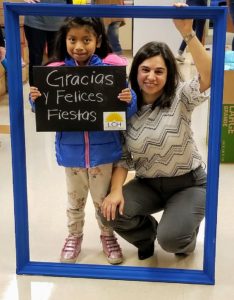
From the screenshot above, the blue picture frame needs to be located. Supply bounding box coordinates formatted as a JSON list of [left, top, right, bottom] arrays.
[[4, 3, 227, 284]]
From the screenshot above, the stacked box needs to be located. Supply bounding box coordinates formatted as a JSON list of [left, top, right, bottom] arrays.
[[0, 64, 6, 97], [0, 0, 25, 26], [221, 71, 234, 163]]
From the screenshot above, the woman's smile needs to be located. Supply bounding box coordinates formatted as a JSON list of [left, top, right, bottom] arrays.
[[137, 55, 167, 104]]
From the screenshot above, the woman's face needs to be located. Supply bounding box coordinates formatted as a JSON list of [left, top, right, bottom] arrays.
[[137, 55, 168, 104], [66, 25, 101, 66]]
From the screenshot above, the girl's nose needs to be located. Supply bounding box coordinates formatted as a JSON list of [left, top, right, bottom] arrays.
[[74, 41, 83, 50]]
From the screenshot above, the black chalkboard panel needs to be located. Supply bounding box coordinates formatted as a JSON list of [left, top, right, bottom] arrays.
[[33, 65, 127, 131]]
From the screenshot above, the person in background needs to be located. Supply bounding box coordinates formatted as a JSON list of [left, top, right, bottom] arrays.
[[30, 17, 137, 264], [176, 0, 208, 63], [100, 2, 211, 261], [24, 0, 67, 86], [94, 0, 125, 55], [0, 27, 6, 64]]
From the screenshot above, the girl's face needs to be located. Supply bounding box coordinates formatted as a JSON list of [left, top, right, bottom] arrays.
[[66, 25, 101, 65], [137, 55, 168, 104]]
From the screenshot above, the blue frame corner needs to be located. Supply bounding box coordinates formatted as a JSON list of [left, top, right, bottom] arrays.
[[4, 3, 227, 284]]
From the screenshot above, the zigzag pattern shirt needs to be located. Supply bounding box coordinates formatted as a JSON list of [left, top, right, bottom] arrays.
[[118, 76, 210, 178]]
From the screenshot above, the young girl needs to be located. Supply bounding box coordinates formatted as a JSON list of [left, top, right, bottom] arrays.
[[30, 17, 137, 264]]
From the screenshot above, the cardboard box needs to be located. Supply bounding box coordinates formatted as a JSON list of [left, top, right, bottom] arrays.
[[0, 125, 10, 134], [0, 75, 6, 96], [0, 63, 28, 99], [0, 64, 6, 96], [0, 1, 24, 26], [221, 71, 234, 163]]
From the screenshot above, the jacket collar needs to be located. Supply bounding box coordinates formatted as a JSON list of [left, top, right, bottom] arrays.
[[64, 54, 103, 66]]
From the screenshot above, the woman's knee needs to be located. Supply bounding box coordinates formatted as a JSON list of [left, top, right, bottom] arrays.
[[157, 229, 179, 253], [157, 227, 196, 253]]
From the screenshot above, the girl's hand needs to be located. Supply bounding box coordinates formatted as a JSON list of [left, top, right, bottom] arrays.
[[0, 47, 6, 62], [30, 86, 41, 101], [118, 88, 132, 104], [101, 189, 125, 221], [173, 2, 193, 36]]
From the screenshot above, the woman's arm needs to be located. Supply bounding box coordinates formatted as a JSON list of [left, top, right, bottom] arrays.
[[173, 3, 212, 92], [101, 166, 128, 221], [185, 33, 211, 92]]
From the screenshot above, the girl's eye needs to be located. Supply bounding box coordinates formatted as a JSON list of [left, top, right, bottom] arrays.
[[84, 38, 91, 44], [68, 37, 75, 43]]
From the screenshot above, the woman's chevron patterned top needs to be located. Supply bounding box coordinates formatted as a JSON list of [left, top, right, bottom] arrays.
[[118, 76, 210, 178]]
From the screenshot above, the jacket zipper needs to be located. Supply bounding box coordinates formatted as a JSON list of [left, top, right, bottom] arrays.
[[76, 59, 91, 168], [84, 131, 90, 168]]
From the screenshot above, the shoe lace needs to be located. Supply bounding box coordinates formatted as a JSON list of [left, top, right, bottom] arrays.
[[102, 235, 122, 254], [63, 235, 80, 253]]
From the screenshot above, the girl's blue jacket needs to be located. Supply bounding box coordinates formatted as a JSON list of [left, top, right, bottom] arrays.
[[54, 55, 137, 168]]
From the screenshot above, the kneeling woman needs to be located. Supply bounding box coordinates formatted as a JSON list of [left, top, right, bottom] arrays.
[[100, 2, 211, 260]]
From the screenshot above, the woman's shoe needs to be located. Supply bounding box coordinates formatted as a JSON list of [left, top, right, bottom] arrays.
[[138, 242, 155, 260]]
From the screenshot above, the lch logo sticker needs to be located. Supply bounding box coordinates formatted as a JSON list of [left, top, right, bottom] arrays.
[[103, 112, 126, 131]]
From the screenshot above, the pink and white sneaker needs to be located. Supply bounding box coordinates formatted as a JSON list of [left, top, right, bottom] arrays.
[[60, 234, 83, 263], [100, 234, 123, 265]]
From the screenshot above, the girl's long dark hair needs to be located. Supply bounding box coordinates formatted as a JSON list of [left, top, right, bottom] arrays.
[[50, 17, 112, 62], [129, 41, 181, 110]]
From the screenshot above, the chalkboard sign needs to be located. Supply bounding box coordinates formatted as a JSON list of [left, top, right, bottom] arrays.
[[33, 65, 127, 131]]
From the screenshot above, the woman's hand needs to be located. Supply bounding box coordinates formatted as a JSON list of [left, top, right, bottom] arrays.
[[118, 88, 132, 104], [173, 2, 193, 36], [30, 86, 41, 101], [101, 189, 125, 221], [173, 2, 211, 92]]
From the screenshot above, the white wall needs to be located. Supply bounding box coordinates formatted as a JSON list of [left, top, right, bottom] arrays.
[[119, 18, 132, 50], [133, 0, 183, 55]]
